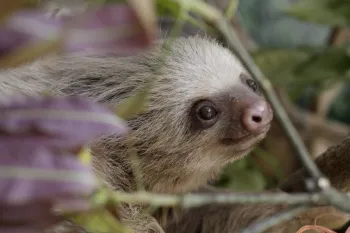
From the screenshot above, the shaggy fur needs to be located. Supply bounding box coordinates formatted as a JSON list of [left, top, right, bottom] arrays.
[[0, 36, 349, 233]]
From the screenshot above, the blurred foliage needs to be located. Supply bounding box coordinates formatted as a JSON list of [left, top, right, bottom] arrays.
[[252, 47, 350, 101], [70, 207, 132, 233], [285, 0, 350, 26], [328, 85, 350, 124], [237, 0, 331, 49], [0, 1, 39, 22], [217, 156, 267, 192], [217, 148, 285, 192], [242, 0, 350, 110], [2, 0, 350, 232]]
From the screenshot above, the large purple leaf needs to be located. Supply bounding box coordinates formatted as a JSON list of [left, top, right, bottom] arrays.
[[0, 2, 156, 61], [0, 200, 64, 233], [0, 200, 61, 225], [0, 143, 96, 204], [0, 95, 128, 149], [0, 95, 127, 232], [62, 4, 154, 55]]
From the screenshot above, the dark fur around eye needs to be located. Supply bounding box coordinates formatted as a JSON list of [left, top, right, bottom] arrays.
[[190, 100, 220, 130]]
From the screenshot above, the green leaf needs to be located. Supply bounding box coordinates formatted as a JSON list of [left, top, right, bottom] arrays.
[[157, 0, 222, 22], [251, 47, 350, 89], [156, 0, 180, 16], [285, 0, 350, 26], [226, 169, 267, 192], [252, 48, 310, 84], [91, 189, 109, 206], [223, 157, 248, 175], [253, 148, 285, 183], [78, 147, 92, 166], [69, 208, 132, 233], [292, 48, 350, 82]]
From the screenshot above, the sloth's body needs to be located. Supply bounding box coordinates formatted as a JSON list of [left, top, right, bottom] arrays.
[[1, 36, 349, 233]]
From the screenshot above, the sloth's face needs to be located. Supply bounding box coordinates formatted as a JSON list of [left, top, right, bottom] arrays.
[[188, 73, 273, 157]]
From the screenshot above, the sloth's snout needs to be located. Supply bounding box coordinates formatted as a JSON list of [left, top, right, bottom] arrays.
[[241, 99, 272, 133]]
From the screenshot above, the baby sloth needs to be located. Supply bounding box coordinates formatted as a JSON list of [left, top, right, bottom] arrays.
[[0, 36, 272, 195], [0, 35, 271, 230], [0, 36, 349, 233]]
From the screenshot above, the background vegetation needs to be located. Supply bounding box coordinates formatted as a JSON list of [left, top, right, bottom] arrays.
[[1, 0, 350, 232]]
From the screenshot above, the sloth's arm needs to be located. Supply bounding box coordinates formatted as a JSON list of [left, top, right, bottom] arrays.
[[281, 137, 350, 194], [162, 137, 350, 233]]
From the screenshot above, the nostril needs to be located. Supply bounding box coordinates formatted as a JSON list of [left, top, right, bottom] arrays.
[[252, 115, 262, 123]]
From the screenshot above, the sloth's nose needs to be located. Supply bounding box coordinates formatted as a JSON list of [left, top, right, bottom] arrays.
[[241, 99, 272, 133]]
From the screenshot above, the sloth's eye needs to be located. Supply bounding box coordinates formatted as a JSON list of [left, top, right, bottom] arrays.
[[198, 105, 217, 120], [246, 79, 258, 92], [191, 100, 219, 130]]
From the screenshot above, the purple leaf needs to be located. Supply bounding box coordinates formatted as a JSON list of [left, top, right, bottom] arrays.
[[0, 95, 125, 214], [0, 95, 128, 149], [0, 144, 96, 204], [63, 4, 153, 55], [0, 201, 60, 225], [0, 28, 32, 57], [0, 201, 62, 233], [0, 3, 156, 58], [0, 95, 124, 231]]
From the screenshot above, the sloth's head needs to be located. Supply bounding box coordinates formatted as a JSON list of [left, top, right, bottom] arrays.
[[79, 36, 273, 192], [114, 36, 274, 191]]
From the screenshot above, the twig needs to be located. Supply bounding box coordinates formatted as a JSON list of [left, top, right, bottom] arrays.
[[110, 191, 325, 208], [323, 188, 350, 213], [214, 20, 324, 184], [125, 134, 146, 191], [237, 205, 309, 233]]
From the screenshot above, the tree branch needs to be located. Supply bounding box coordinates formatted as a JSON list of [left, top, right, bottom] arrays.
[[110, 191, 324, 208]]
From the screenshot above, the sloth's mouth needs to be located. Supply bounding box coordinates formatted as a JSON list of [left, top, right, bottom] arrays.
[[220, 126, 270, 146]]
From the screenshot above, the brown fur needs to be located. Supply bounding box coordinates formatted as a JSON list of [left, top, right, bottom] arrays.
[[0, 36, 349, 233]]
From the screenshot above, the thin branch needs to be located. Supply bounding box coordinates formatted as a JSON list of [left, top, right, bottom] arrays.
[[323, 188, 350, 213], [110, 191, 326, 208], [214, 20, 324, 183]]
